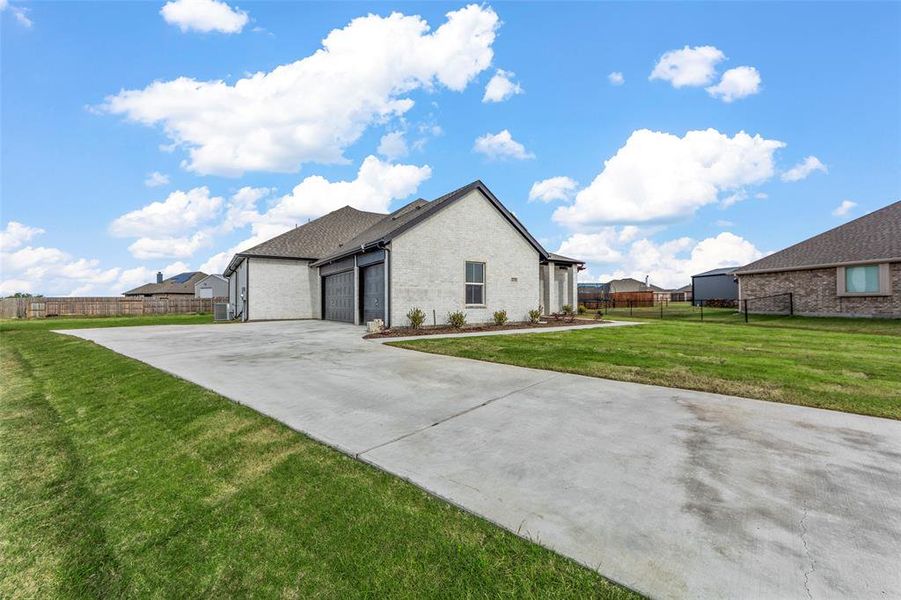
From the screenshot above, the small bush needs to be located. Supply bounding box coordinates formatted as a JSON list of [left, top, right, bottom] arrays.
[[406, 307, 426, 329], [528, 308, 542, 324], [562, 304, 573, 316], [577, 304, 587, 315], [594, 309, 603, 320], [493, 310, 508, 326], [447, 311, 467, 329]]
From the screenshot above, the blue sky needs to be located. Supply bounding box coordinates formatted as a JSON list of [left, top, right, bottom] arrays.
[[2, 1, 899, 294]]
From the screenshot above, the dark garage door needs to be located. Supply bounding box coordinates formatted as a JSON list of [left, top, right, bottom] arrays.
[[361, 263, 384, 324], [323, 271, 354, 323]]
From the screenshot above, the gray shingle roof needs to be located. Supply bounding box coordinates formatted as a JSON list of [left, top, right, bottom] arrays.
[[735, 201, 901, 274], [123, 271, 207, 296], [693, 266, 739, 277], [224, 180, 560, 274], [546, 252, 584, 264], [224, 206, 386, 274]]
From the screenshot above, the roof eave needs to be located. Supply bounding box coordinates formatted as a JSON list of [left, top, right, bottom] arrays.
[[735, 256, 901, 275]]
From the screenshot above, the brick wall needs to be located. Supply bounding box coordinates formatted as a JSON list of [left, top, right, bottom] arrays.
[[246, 257, 319, 321], [738, 262, 901, 317], [389, 188, 540, 325]]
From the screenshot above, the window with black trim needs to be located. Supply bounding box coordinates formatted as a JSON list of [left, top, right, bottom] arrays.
[[465, 261, 485, 305]]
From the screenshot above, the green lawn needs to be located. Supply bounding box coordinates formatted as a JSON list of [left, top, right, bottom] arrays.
[[390, 318, 901, 420], [0, 317, 635, 599]]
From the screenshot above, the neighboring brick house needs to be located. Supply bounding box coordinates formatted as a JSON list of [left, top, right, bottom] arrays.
[[123, 271, 208, 298], [223, 180, 584, 325], [735, 201, 900, 317]]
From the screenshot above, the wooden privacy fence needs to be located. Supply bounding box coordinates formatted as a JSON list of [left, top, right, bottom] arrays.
[[0, 296, 226, 319], [578, 290, 656, 309]]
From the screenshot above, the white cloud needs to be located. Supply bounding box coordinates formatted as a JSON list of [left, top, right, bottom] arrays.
[[197, 156, 431, 274], [221, 186, 272, 233], [110, 187, 223, 238], [562, 230, 763, 289], [608, 71, 624, 86], [832, 200, 857, 217], [650, 45, 725, 88], [0, 222, 45, 251], [263, 155, 431, 225], [128, 232, 212, 260], [706, 66, 761, 102], [160, 0, 249, 34], [0, 221, 200, 296], [144, 171, 170, 187], [473, 129, 534, 160], [719, 190, 748, 208], [552, 129, 784, 228], [781, 156, 828, 182], [714, 219, 735, 227], [377, 131, 409, 160], [482, 69, 523, 103], [1, 0, 32, 28], [103, 5, 499, 176], [529, 176, 578, 202]]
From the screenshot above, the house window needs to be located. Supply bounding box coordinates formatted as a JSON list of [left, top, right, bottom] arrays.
[[838, 263, 890, 296], [465, 261, 485, 305], [845, 265, 880, 293]]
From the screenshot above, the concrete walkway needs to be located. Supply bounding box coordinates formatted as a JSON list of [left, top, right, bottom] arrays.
[[62, 320, 901, 600]]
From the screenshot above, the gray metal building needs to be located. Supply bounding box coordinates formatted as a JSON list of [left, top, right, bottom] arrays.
[[691, 267, 739, 305]]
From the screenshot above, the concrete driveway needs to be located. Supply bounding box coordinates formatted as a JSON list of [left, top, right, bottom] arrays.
[[63, 320, 901, 599]]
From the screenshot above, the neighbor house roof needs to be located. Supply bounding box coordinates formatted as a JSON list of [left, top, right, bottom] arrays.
[[735, 201, 901, 274], [224, 206, 386, 275], [195, 274, 227, 285], [693, 267, 739, 278], [123, 271, 207, 296], [311, 180, 549, 266]]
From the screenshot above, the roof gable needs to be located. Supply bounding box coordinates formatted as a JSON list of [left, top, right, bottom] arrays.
[[313, 180, 549, 265], [736, 201, 901, 274]]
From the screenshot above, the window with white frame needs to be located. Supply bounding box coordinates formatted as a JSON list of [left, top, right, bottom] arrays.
[[465, 261, 485, 305], [838, 263, 890, 295]]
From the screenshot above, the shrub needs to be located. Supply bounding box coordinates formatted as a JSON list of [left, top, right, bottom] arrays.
[[406, 307, 426, 329], [493, 309, 508, 326], [528, 308, 542, 324], [447, 311, 467, 329], [562, 304, 574, 315], [594, 309, 603, 320], [577, 304, 587, 315]]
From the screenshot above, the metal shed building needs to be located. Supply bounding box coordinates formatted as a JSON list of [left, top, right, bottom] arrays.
[[691, 267, 739, 305]]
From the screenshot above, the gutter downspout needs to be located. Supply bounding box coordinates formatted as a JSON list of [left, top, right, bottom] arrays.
[[383, 245, 391, 328], [245, 258, 250, 322]]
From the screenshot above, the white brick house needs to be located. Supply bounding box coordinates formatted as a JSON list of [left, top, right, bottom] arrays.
[[224, 181, 583, 326]]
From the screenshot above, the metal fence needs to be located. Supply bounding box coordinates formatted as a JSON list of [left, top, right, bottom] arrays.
[[579, 295, 794, 324]]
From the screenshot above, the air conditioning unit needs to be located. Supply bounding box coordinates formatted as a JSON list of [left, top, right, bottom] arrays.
[[214, 303, 234, 321]]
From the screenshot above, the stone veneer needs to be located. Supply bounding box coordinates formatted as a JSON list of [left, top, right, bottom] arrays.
[[738, 262, 901, 317]]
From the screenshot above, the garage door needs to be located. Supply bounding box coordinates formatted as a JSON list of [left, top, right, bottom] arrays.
[[360, 263, 384, 324], [323, 271, 354, 322]]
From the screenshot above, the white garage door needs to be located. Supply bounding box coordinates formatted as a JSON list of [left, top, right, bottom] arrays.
[[198, 287, 213, 298]]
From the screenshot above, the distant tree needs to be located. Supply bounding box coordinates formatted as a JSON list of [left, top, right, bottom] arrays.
[[4, 292, 43, 299]]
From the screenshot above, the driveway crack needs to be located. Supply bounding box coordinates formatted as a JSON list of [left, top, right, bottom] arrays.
[[799, 506, 815, 600], [356, 373, 560, 458]]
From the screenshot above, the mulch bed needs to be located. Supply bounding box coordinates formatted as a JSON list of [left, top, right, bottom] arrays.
[[364, 318, 608, 339]]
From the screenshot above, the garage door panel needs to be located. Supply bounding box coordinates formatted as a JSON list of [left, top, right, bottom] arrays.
[[361, 263, 384, 324], [323, 271, 354, 323]]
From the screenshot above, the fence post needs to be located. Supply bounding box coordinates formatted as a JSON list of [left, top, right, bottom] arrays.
[[789, 292, 794, 317], [660, 302, 663, 319], [743, 299, 748, 323], [629, 300, 633, 316], [700, 303, 703, 322]]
